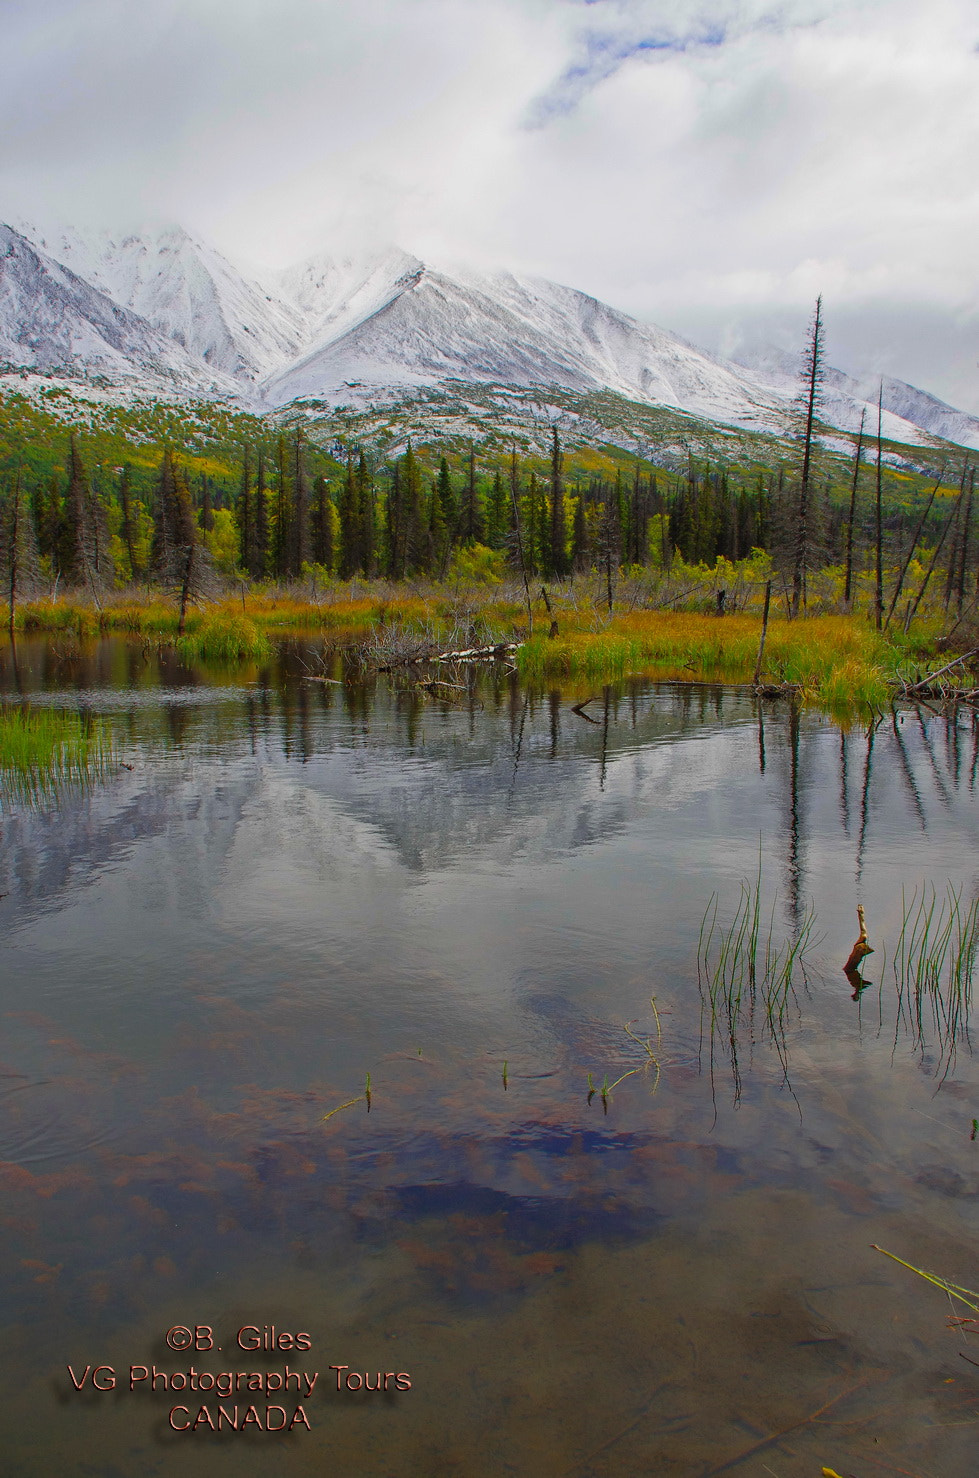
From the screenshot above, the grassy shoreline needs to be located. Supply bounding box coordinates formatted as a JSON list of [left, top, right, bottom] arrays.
[[1, 577, 956, 715]]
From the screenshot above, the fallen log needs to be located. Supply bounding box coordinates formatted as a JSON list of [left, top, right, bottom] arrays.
[[902, 648, 979, 694], [432, 642, 523, 662]]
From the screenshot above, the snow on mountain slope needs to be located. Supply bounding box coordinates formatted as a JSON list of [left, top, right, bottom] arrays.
[[0, 224, 231, 390], [20, 222, 307, 383], [842, 371, 979, 451], [734, 346, 979, 451], [4, 217, 977, 453], [262, 262, 789, 436], [275, 245, 424, 343]]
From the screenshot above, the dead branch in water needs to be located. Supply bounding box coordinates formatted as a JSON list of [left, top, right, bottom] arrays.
[[844, 904, 873, 973], [901, 648, 979, 695]]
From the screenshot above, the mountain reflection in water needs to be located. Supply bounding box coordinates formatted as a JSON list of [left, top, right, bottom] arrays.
[[1, 637, 979, 1476]]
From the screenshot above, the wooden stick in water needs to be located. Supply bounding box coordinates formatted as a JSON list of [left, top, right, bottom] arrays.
[[844, 904, 873, 972]]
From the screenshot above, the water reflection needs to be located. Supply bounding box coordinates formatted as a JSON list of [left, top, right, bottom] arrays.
[[2, 638, 979, 1475]]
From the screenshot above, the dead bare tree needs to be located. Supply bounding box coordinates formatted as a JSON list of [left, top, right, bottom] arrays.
[[842, 410, 865, 609], [884, 464, 946, 631], [790, 295, 824, 619], [874, 383, 884, 631]]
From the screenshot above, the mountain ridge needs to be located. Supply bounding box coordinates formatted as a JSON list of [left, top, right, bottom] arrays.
[[3, 219, 978, 454]]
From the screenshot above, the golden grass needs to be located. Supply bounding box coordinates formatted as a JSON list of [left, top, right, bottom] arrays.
[[2, 586, 921, 715], [516, 611, 896, 710]]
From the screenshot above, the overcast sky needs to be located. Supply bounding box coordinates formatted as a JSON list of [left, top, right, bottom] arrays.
[[2, 0, 978, 409]]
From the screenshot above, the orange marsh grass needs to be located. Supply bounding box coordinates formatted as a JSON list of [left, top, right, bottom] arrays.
[[517, 612, 896, 709], [7, 594, 904, 712]]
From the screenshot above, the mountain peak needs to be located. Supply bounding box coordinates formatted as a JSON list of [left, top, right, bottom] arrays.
[[4, 219, 979, 451]]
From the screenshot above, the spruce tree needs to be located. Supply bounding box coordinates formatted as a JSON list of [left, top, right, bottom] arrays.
[[252, 452, 270, 579], [487, 467, 507, 549], [549, 427, 567, 577], [435, 457, 456, 562], [289, 432, 310, 574], [37, 473, 63, 572], [151, 448, 177, 581], [427, 471, 447, 575], [598, 481, 621, 611], [400, 442, 424, 573], [571, 490, 588, 571], [152, 449, 201, 623], [387, 461, 403, 579], [311, 475, 334, 571], [86, 468, 113, 589], [338, 455, 360, 578], [172, 460, 200, 634], [273, 435, 291, 579], [200, 473, 214, 533], [357, 452, 375, 576], [4, 473, 40, 634], [238, 446, 252, 575], [119, 464, 140, 581], [61, 435, 95, 586], [525, 472, 540, 576]]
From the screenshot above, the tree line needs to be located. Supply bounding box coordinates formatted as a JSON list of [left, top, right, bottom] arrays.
[[1, 414, 975, 624]]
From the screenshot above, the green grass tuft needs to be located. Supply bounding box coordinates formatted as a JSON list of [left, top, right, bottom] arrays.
[[0, 704, 116, 804], [175, 612, 272, 662]]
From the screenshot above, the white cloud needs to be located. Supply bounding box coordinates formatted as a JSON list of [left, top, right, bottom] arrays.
[[1, 0, 977, 408]]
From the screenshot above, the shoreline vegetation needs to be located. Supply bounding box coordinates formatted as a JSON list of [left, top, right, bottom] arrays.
[[1, 565, 974, 718], [2, 396, 978, 717]]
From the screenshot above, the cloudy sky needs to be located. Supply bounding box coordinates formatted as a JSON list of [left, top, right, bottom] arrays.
[[2, 0, 978, 409]]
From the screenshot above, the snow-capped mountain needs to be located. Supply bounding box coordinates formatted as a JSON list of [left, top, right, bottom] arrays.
[[274, 244, 425, 343], [18, 222, 306, 382], [2, 218, 976, 452], [261, 262, 789, 438], [0, 224, 229, 389]]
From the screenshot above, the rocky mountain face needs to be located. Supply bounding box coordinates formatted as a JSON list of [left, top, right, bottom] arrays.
[[3, 219, 978, 451]]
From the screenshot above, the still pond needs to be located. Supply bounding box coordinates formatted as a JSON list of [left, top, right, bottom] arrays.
[[2, 636, 979, 1477]]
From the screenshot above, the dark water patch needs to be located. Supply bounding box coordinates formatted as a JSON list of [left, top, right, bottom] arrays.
[[394, 1179, 662, 1249]]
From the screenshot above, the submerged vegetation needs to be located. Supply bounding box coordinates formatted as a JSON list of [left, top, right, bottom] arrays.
[[698, 852, 818, 1100], [587, 998, 663, 1111], [873, 1244, 979, 1316], [890, 883, 979, 1074], [0, 703, 115, 804]]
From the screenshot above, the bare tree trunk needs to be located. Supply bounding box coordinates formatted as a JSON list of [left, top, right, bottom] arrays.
[[843, 410, 865, 609], [509, 446, 533, 635], [884, 465, 945, 630], [904, 494, 961, 629], [178, 542, 195, 637], [791, 295, 824, 619], [874, 384, 884, 631], [7, 473, 20, 640], [955, 467, 974, 620], [753, 579, 772, 686], [942, 460, 970, 613]]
